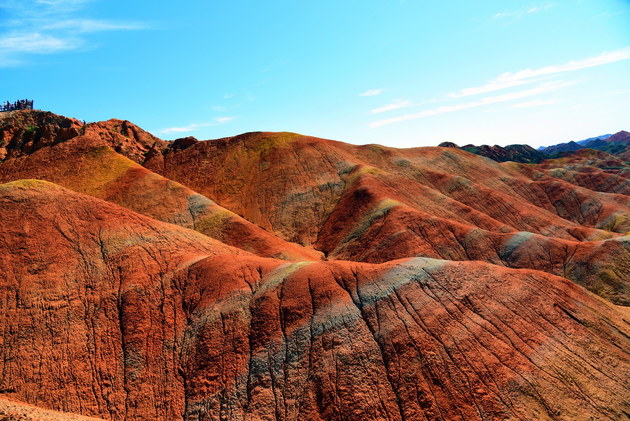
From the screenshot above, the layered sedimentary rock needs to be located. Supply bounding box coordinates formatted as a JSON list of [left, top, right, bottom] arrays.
[[141, 130, 629, 303], [0, 181, 628, 420], [0, 113, 319, 261]]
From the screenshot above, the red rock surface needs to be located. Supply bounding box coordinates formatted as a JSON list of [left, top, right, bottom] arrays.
[[1, 180, 628, 420], [0, 396, 104, 420], [0, 111, 629, 420], [142, 131, 629, 303], [0, 116, 320, 261]]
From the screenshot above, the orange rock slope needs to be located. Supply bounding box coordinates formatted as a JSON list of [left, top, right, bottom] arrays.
[[144, 130, 629, 304], [0, 110, 628, 420]]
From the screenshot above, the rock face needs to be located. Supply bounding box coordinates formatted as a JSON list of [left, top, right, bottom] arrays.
[[0, 110, 83, 160], [0, 111, 629, 420]]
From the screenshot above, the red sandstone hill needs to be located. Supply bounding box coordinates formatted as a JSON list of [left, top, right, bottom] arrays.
[[1, 180, 628, 420], [141, 130, 630, 304], [0, 110, 629, 420], [0, 112, 320, 261]]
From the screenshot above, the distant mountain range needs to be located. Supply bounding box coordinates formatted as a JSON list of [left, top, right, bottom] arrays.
[[441, 130, 629, 164], [438, 142, 548, 164], [536, 133, 615, 154], [576, 133, 613, 145]]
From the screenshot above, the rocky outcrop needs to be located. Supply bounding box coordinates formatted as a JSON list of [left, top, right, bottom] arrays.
[[0, 110, 83, 161], [143, 131, 354, 246], [0, 110, 169, 165], [82, 118, 168, 164]]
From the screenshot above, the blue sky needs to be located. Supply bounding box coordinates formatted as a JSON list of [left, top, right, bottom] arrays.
[[1, 0, 628, 147]]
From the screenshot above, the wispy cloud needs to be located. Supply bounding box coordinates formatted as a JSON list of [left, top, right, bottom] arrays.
[[512, 99, 559, 108], [370, 81, 573, 128], [160, 117, 235, 134], [42, 19, 146, 33], [0, 32, 79, 53], [371, 99, 412, 114], [161, 124, 205, 134], [359, 89, 384, 97], [0, 0, 147, 65], [527, 5, 553, 14], [35, 0, 88, 8], [493, 3, 553, 19], [450, 47, 630, 98]]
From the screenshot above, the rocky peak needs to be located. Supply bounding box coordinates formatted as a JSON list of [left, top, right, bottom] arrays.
[[0, 110, 83, 161]]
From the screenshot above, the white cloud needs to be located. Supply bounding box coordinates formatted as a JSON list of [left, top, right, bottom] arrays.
[[2, 0, 89, 18], [42, 19, 146, 33], [160, 117, 235, 134], [527, 4, 553, 14], [0, 32, 78, 53], [450, 47, 630, 98], [370, 81, 572, 128], [512, 99, 559, 108], [0, 0, 147, 65], [359, 89, 384, 97], [371, 99, 412, 114], [35, 0, 87, 5], [450, 77, 548, 98], [161, 124, 201, 134]]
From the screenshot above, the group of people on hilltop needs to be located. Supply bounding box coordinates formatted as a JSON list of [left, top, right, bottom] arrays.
[[0, 99, 34, 112]]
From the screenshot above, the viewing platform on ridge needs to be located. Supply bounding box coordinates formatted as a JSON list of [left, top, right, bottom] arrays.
[[1, 99, 34, 112]]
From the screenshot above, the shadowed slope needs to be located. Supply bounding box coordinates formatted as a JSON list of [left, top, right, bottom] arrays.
[[145, 132, 352, 245], [0, 180, 628, 420]]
